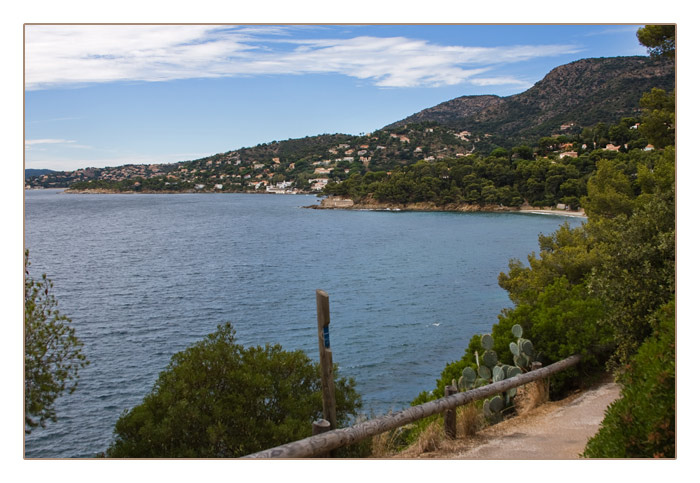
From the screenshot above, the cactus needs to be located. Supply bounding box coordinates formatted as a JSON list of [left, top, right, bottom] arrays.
[[482, 349, 499, 369], [483, 399, 492, 417], [478, 365, 491, 380], [514, 353, 528, 369], [507, 366, 522, 378], [492, 365, 505, 382], [462, 366, 477, 385], [489, 395, 504, 413], [457, 325, 539, 426], [509, 341, 519, 356]]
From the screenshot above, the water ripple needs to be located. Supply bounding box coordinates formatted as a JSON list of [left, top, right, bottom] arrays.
[[24, 190, 580, 457]]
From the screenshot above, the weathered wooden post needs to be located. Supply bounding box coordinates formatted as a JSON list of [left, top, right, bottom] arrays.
[[316, 290, 337, 430], [312, 419, 332, 458], [444, 385, 458, 439]]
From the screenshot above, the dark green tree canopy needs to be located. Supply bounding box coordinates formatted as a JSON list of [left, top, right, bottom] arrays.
[[637, 25, 676, 59], [105, 322, 362, 458]]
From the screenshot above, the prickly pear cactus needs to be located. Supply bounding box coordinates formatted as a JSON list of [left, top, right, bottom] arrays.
[[481, 333, 494, 350], [510, 325, 538, 371], [482, 349, 499, 369], [458, 325, 540, 426]]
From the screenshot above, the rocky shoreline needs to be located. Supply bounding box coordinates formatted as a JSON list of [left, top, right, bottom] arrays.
[[306, 197, 587, 218]]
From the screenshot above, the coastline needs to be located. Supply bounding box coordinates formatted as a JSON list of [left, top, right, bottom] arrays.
[[58, 188, 309, 196], [307, 197, 587, 219], [40, 189, 587, 219]]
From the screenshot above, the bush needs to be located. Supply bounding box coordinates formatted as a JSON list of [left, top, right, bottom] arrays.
[[105, 322, 362, 457], [583, 301, 675, 458], [25, 250, 89, 433]]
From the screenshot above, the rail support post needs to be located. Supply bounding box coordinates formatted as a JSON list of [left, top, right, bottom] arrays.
[[312, 419, 332, 457], [316, 290, 337, 430], [444, 384, 458, 439]]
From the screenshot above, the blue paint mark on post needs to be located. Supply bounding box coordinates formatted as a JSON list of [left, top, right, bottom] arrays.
[[323, 326, 330, 348]]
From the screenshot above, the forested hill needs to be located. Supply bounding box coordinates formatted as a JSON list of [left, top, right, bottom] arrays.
[[385, 56, 674, 149], [27, 55, 674, 193]]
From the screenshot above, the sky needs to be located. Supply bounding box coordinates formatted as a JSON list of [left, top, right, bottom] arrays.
[[24, 23, 650, 172]]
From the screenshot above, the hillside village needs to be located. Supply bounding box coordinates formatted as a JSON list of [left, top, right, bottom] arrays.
[[25, 118, 654, 195]]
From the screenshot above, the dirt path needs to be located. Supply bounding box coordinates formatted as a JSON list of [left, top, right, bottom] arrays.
[[398, 380, 620, 459]]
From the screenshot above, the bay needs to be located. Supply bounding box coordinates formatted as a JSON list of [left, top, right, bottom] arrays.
[[24, 189, 583, 458]]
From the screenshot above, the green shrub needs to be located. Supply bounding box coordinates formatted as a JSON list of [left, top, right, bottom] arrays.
[[582, 301, 675, 458], [105, 322, 362, 458]]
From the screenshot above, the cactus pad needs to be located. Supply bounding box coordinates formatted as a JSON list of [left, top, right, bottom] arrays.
[[521, 339, 534, 356], [482, 349, 499, 368], [462, 366, 477, 384], [481, 333, 494, 350], [483, 399, 492, 416], [489, 395, 504, 413], [478, 365, 491, 380], [507, 366, 522, 378], [492, 365, 505, 382], [511, 324, 523, 338], [509, 341, 519, 356]]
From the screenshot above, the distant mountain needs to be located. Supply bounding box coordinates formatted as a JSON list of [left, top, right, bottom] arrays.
[[25, 168, 56, 179], [385, 56, 675, 148]]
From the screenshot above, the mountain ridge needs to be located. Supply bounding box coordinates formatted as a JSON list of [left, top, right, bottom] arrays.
[[385, 56, 674, 147]]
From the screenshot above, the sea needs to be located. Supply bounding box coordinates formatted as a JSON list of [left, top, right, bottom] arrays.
[[23, 189, 583, 458]]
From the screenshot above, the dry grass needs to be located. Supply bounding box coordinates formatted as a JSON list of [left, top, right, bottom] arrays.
[[457, 402, 483, 438], [388, 402, 487, 458], [370, 428, 403, 458], [514, 378, 550, 414], [412, 420, 445, 454]]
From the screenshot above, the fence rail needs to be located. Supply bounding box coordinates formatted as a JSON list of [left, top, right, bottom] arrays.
[[243, 354, 581, 458]]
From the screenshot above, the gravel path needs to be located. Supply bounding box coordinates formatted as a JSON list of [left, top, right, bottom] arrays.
[[400, 380, 620, 460]]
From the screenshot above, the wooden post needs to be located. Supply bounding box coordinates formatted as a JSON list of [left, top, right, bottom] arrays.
[[316, 290, 337, 430], [312, 419, 332, 435], [312, 419, 332, 458], [444, 385, 458, 439]]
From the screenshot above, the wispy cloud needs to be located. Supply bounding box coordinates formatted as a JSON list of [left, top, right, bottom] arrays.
[[25, 138, 91, 150], [25, 25, 582, 90], [25, 138, 76, 146]]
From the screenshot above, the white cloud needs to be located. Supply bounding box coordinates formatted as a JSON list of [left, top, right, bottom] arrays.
[[25, 25, 582, 90], [25, 138, 76, 146], [25, 139, 92, 151]]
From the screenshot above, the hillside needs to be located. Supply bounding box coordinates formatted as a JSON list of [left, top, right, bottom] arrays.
[[25, 169, 56, 179], [386, 56, 674, 148], [25, 55, 674, 193]]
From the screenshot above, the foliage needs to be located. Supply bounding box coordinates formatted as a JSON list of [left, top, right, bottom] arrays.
[[586, 149, 675, 367], [105, 322, 362, 457], [325, 153, 589, 209], [637, 25, 675, 59], [639, 88, 675, 149], [24, 250, 89, 433], [423, 91, 675, 404], [582, 301, 675, 458]]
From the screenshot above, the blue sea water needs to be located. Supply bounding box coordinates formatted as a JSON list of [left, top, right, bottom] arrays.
[[24, 190, 583, 458]]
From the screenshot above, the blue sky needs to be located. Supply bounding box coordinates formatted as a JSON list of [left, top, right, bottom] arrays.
[[24, 24, 650, 171]]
